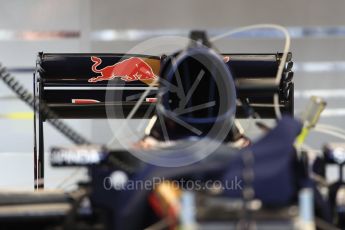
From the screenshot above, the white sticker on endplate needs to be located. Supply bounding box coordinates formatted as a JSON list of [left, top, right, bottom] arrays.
[[325, 164, 340, 183]]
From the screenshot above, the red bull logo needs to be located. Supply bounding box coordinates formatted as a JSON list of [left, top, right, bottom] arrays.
[[88, 56, 157, 83]]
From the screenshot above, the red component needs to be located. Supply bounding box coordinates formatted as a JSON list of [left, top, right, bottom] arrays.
[[145, 98, 157, 103], [71, 99, 100, 104], [148, 193, 178, 230]]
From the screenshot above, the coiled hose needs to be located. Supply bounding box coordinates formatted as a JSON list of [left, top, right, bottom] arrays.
[[0, 63, 90, 145], [0, 63, 136, 173]]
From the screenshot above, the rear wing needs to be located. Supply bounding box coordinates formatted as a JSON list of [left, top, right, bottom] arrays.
[[34, 52, 294, 120]]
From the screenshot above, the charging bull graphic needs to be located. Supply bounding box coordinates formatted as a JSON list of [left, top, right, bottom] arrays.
[[88, 56, 157, 83]]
